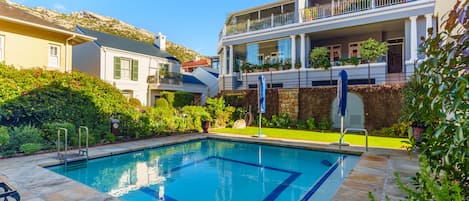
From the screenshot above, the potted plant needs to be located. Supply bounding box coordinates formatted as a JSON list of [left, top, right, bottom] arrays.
[[294, 61, 301, 69], [200, 113, 212, 133], [360, 38, 388, 84], [284, 59, 292, 70], [400, 78, 427, 148]]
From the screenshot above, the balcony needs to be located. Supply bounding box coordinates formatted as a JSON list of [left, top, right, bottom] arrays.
[[301, 0, 412, 22], [225, 12, 295, 36], [222, 0, 420, 37], [147, 72, 182, 85]]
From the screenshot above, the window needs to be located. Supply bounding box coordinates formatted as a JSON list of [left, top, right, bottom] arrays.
[[324, 45, 341, 62], [48, 45, 60, 67], [121, 90, 133, 100], [114, 56, 138, 81], [349, 41, 364, 58], [0, 35, 4, 62]]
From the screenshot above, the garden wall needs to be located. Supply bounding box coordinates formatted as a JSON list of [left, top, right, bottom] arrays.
[[222, 84, 404, 130]]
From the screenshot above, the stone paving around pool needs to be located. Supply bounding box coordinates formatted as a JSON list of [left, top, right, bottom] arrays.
[[0, 133, 419, 201]]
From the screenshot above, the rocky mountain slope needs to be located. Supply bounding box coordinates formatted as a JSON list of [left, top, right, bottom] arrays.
[[11, 2, 205, 63]]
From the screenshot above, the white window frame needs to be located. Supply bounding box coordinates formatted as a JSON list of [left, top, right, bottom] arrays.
[[0, 35, 4, 62], [120, 58, 132, 80], [48, 44, 60, 67]]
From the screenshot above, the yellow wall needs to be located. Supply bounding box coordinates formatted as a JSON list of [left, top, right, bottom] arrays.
[[434, 0, 459, 33], [0, 20, 72, 72]]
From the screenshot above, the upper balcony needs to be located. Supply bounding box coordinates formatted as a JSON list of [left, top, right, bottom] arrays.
[[220, 0, 427, 39], [147, 71, 183, 90]]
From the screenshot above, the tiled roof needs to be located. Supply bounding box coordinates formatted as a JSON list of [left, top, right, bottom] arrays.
[[0, 2, 68, 30], [182, 59, 210, 67], [76, 26, 179, 62]]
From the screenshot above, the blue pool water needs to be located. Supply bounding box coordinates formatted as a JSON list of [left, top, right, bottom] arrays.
[[48, 140, 359, 201]]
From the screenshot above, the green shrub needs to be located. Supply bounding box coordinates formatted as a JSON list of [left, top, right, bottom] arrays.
[[269, 114, 293, 128], [0, 126, 9, 150], [128, 98, 142, 108], [20, 143, 41, 154], [42, 122, 76, 145], [295, 120, 308, 130], [381, 122, 410, 137], [174, 91, 194, 108], [0, 64, 139, 139], [182, 106, 210, 131], [306, 117, 316, 130], [310, 47, 331, 69], [155, 98, 169, 108], [1, 150, 16, 158], [104, 133, 116, 143], [318, 117, 331, 130], [160, 91, 175, 107], [8, 126, 44, 151], [206, 97, 235, 128]]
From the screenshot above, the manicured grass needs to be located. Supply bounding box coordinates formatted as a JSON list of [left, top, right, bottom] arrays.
[[212, 127, 407, 149]]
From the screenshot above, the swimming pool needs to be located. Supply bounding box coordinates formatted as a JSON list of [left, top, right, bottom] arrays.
[[48, 139, 359, 201]]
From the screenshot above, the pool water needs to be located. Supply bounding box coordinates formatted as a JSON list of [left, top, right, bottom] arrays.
[[48, 140, 359, 201]]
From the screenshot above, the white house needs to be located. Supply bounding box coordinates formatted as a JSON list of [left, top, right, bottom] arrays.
[[217, 0, 436, 90], [73, 27, 210, 106]]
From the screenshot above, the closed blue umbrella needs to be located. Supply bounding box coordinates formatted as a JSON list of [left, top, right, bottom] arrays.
[[337, 70, 348, 145], [257, 75, 266, 137]]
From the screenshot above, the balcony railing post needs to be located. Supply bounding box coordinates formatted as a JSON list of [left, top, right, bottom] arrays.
[[372, 0, 375, 8], [247, 19, 250, 32], [271, 13, 274, 27], [331, 0, 335, 16]]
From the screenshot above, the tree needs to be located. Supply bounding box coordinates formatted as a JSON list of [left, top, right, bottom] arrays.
[[310, 47, 331, 69], [360, 38, 388, 84]]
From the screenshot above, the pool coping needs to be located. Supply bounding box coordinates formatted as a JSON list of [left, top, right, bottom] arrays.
[[0, 132, 419, 201]]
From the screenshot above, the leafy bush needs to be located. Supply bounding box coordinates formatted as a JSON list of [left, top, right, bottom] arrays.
[[155, 98, 169, 108], [174, 91, 194, 108], [306, 117, 316, 130], [269, 114, 293, 128], [310, 47, 331, 69], [8, 126, 44, 151], [397, 1, 468, 199], [128, 98, 142, 108], [206, 97, 235, 128], [318, 117, 331, 130], [381, 122, 410, 137], [182, 106, 211, 131], [0, 126, 9, 150], [160, 91, 175, 107], [0, 64, 139, 138], [295, 120, 308, 130], [232, 107, 246, 120], [20, 143, 42, 154], [42, 122, 76, 144]]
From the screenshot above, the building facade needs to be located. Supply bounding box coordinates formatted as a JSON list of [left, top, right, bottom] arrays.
[[0, 2, 94, 72], [73, 27, 209, 106], [217, 0, 436, 90]]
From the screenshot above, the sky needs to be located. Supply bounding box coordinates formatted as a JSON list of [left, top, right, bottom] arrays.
[[10, 0, 276, 56]]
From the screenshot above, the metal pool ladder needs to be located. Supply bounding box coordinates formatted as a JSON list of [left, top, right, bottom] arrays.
[[57, 126, 89, 171], [340, 128, 369, 152]]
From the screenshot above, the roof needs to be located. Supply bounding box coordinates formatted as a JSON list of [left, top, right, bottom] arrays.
[[0, 2, 95, 45], [199, 67, 219, 78], [182, 74, 205, 85], [76, 26, 179, 62], [182, 59, 210, 68]]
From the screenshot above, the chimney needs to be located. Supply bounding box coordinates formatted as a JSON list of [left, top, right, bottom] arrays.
[[155, 32, 166, 51]]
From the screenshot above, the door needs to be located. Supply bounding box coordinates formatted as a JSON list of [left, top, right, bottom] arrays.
[[387, 42, 403, 73]]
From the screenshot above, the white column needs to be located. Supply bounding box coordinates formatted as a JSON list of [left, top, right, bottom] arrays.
[[371, 0, 375, 8], [223, 46, 228, 75], [409, 16, 418, 61], [300, 34, 306, 69], [331, 0, 335, 16], [425, 14, 433, 37], [229, 45, 234, 75], [298, 0, 306, 23], [290, 35, 296, 70], [247, 19, 250, 32]]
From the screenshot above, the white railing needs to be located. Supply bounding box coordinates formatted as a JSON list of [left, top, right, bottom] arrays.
[[226, 22, 248, 36], [249, 17, 272, 31], [375, 0, 409, 8], [301, 0, 418, 23], [273, 12, 295, 27]]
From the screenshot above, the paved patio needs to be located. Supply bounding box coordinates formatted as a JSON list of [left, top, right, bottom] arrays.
[[0, 133, 419, 201]]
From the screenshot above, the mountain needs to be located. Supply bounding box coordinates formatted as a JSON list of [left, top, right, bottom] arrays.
[[10, 2, 205, 63]]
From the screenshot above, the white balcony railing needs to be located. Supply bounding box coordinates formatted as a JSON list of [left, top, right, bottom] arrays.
[[222, 0, 419, 37], [301, 0, 410, 22]]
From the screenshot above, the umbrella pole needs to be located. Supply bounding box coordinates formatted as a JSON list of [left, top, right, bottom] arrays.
[[340, 116, 344, 149], [258, 112, 262, 137]]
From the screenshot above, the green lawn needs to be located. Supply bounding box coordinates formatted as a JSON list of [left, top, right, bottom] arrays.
[[212, 127, 407, 149]]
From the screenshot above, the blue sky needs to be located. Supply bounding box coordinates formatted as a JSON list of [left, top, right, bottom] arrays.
[[10, 0, 275, 56]]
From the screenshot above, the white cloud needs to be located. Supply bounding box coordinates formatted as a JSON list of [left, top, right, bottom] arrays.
[[53, 3, 66, 12]]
